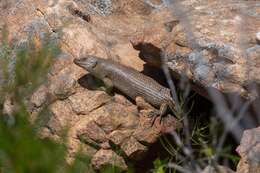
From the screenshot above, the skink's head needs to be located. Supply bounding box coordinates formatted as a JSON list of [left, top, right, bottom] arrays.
[[74, 56, 98, 71]]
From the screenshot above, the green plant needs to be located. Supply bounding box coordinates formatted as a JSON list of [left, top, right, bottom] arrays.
[[0, 27, 84, 173], [152, 159, 168, 173], [155, 92, 239, 173]]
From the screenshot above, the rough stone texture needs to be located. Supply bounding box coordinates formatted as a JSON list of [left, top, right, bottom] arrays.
[[121, 136, 147, 160], [236, 126, 260, 173], [2, 0, 260, 100], [63, 87, 180, 170], [91, 149, 127, 170], [131, 0, 260, 100], [1, 0, 259, 170]]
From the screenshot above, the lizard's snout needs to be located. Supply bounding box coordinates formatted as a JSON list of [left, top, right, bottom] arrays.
[[73, 58, 78, 64], [73, 58, 87, 70], [74, 57, 88, 66], [73, 58, 83, 66]]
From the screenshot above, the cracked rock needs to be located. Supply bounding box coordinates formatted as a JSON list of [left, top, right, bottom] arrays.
[[236, 126, 260, 173], [4, 0, 258, 170], [68, 90, 111, 115], [91, 149, 127, 170], [77, 120, 107, 144], [121, 136, 147, 161]]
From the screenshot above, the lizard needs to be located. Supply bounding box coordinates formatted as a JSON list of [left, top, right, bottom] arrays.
[[74, 55, 177, 121]]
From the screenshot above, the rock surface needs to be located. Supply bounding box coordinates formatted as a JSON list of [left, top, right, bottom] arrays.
[[236, 126, 260, 173], [91, 149, 128, 170], [131, 0, 260, 100], [1, 0, 259, 98], [30, 64, 181, 169], [2, 0, 260, 98], [1, 0, 259, 170], [33, 67, 180, 169]]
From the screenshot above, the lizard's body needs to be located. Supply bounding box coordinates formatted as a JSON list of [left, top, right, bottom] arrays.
[[74, 56, 176, 116]]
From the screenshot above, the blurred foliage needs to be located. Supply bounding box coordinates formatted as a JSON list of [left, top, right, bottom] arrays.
[[0, 28, 125, 173], [0, 30, 59, 101], [156, 93, 239, 173], [152, 159, 168, 173], [158, 126, 238, 173], [0, 27, 92, 173]]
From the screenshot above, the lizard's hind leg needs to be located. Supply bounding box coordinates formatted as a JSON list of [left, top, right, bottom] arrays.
[[103, 77, 114, 94], [158, 103, 169, 123]]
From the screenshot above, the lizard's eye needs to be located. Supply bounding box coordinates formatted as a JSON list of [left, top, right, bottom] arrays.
[[85, 57, 98, 68]]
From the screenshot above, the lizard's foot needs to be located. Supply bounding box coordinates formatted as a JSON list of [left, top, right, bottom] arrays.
[[160, 114, 182, 133], [149, 110, 160, 127], [135, 96, 160, 127], [151, 111, 167, 127]]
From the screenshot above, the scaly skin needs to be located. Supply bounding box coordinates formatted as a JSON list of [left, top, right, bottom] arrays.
[[74, 55, 176, 117]]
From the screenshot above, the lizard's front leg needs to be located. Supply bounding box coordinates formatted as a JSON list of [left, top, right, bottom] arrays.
[[149, 103, 170, 126], [158, 103, 168, 123], [135, 96, 159, 125], [103, 77, 114, 94], [159, 103, 168, 117]]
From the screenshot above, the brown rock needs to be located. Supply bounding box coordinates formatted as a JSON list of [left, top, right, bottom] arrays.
[[68, 90, 111, 115], [48, 65, 78, 100], [13, 0, 253, 169], [49, 53, 75, 76], [64, 92, 173, 167], [3, 0, 260, 100], [135, 96, 155, 111], [91, 149, 127, 170], [236, 126, 260, 173], [130, 1, 260, 100], [48, 100, 78, 134], [30, 85, 48, 108], [114, 94, 135, 107], [121, 136, 147, 161], [95, 102, 139, 133], [108, 130, 134, 146], [77, 120, 107, 144]]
